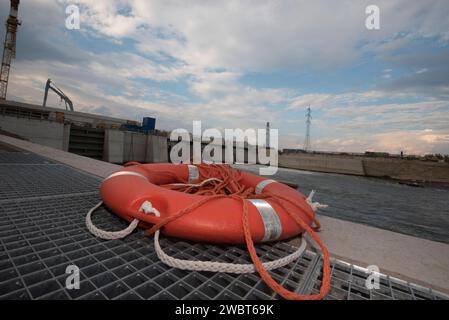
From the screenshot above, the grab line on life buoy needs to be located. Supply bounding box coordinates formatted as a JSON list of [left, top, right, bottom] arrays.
[[86, 200, 308, 274]]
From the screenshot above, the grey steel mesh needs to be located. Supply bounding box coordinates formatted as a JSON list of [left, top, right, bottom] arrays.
[[0, 164, 99, 201], [0, 151, 57, 164]]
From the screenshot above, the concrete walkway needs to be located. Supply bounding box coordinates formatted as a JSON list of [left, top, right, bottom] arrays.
[[0, 134, 121, 178], [1, 133, 449, 294], [317, 215, 449, 293]]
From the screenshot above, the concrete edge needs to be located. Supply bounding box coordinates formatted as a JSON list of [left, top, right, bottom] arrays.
[[314, 212, 449, 294], [0, 134, 121, 178]]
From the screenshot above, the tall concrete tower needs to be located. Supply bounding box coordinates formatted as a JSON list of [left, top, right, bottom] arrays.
[[0, 0, 20, 100], [304, 106, 312, 151]]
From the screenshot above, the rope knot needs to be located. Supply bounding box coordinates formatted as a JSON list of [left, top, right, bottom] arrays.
[[139, 201, 161, 217], [306, 190, 328, 212]]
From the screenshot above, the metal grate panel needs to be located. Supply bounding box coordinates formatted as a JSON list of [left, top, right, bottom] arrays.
[[0, 164, 99, 201], [301, 253, 449, 300], [0, 151, 57, 164]]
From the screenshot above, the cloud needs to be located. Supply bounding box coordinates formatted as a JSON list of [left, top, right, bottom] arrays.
[[371, 130, 449, 154], [6, 58, 281, 132], [88, 52, 189, 82], [63, 0, 449, 72], [285, 92, 449, 154], [287, 90, 420, 111], [313, 129, 449, 155], [189, 71, 241, 99], [0, 0, 87, 64], [379, 48, 449, 98]]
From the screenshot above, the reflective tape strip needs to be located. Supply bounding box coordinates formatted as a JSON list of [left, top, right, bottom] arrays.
[[188, 164, 199, 183], [248, 199, 282, 242], [103, 171, 147, 182], [255, 179, 277, 194]]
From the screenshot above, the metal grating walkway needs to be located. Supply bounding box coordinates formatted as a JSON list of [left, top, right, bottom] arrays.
[[0, 151, 447, 300]]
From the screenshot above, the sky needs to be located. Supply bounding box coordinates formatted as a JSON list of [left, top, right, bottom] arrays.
[[1, 0, 449, 155]]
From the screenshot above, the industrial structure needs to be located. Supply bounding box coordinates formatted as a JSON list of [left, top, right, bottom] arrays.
[[303, 105, 312, 151], [43, 78, 74, 111], [0, 0, 20, 100], [0, 99, 162, 163], [266, 121, 270, 148]]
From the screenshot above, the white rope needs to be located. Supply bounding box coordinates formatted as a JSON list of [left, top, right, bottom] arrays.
[[154, 230, 307, 274], [140, 200, 307, 274], [306, 190, 328, 211], [86, 201, 140, 240], [86, 200, 308, 274]]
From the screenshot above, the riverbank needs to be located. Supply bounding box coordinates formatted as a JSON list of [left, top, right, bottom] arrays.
[[279, 151, 449, 186]]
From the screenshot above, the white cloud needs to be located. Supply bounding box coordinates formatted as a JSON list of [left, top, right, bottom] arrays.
[[87, 52, 188, 82], [287, 90, 419, 111], [60, 0, 449, 73], [7, 58, 281, 131], [416, 68, 428, 74], [313, 129, 449, 155], [189, 71, 241, 99]]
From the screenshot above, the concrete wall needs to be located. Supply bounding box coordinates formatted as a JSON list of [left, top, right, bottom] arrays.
[[0, 115, 67, 150], [145, 134, 168, 163], [167, 140, 255, 164], [103, 129, 124, 163], [62, 124, 71, 151], [122, 132, 169, 163], [123, 132, 147, 163], [1, 101, 168, 163], [279, 151, 449, 183], [279, 152, 365, 175], [363, 158, 449, 183], [0, 114, 169, 164]]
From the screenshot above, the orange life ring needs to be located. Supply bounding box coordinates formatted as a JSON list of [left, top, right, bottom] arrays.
[[100, 163, 317, 244]]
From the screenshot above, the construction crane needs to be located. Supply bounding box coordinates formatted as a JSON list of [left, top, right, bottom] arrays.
[[0, 0, 20, 100], [43, 78, 74, 111]]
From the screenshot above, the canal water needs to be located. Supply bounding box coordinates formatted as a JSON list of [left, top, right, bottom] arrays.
[[236, 164, 449, 244]]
